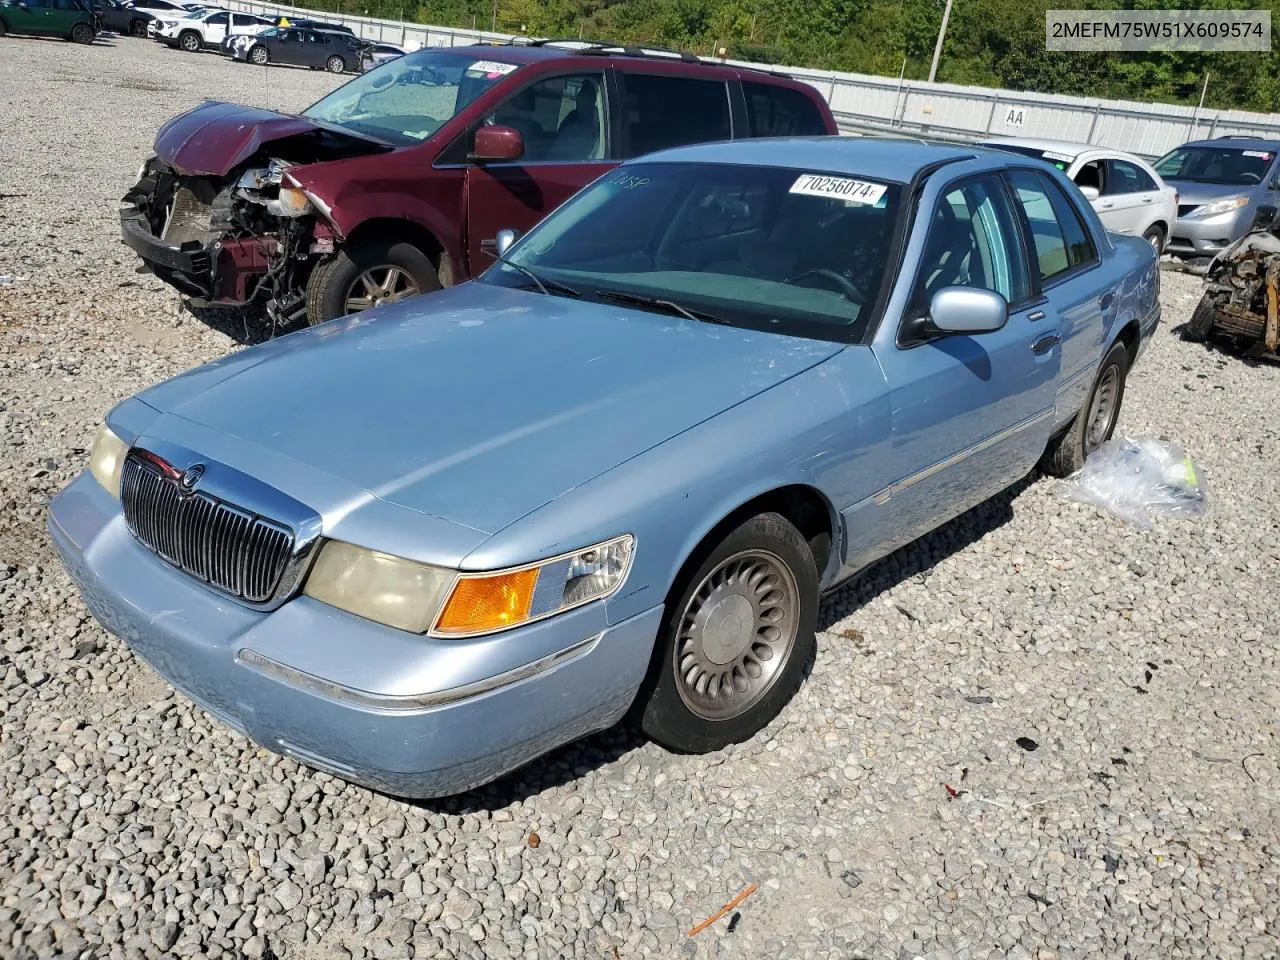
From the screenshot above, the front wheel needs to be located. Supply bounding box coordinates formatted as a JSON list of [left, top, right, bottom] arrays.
[[130, 18, 146, 36], [249, 45, 268, 64], [1184, 293, 1219, 343], [1040, 340, 1129, 477], [637, 512, 819, 754], [0, 18, 8, 37], [179, 29, 200, 51], [71, 22, 95, 43], [325, 54, 345, 73], [305, 240, 441, 324]]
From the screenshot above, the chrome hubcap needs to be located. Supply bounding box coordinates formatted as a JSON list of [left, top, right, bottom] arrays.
[[1086, 364, 1119, 451], [674, 550, 798, 721], [344, 266, 419, 314]]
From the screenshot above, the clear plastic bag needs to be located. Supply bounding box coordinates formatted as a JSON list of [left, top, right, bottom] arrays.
[[1058, 436, 1209, 528]]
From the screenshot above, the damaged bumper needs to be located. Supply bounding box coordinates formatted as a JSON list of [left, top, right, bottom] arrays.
[[120, 206, 214, 295]]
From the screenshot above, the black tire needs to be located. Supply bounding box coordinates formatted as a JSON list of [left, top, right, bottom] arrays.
[[637, 512, 819, 754], [179, 29, 200, 51], [1040, 340, 1129, 477], [130, 18, 147, 37], [1142, 224, 1165, 255], [71, 21, 95, 43], [325, 54, 345, 73], [1184, 293, 1219, 343], [248, 44, 268, 64], [0, 18, 8, 37], [305, 240, 440, 325]]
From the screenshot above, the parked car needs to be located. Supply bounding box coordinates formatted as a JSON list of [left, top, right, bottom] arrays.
[[126, 0, 191, 23], [62, 139, 1161, 798], [1185, 228, 1280, 356], [0, 0, 97, 42], [92, 0, 152, 36], [120, 42, 837, 326], [220, 16, 348, 53], [155, 7, 267, 50], [360, 40, 405, 72], [231, 24, 361, 71], [1154, 135, 1280, 262], [980, 137, 1177, 253]]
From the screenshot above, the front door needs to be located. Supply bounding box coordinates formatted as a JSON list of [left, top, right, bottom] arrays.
[[464, 71, 614, 275], [202, 9, 227, 44], [10, 0, 51, 33], [1098, 157, 1155, 235], [860, 173, 1060, 567], [274, 27, 304, 65]]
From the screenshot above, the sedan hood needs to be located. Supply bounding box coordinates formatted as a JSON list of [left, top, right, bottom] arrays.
[[137, 283, 842, 535], [153, 100, 387, 176]]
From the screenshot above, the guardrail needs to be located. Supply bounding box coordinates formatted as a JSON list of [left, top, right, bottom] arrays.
[[222, 0, 1280, 157]]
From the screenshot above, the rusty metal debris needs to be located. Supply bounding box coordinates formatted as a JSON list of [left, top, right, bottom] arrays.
[[1186, 230, 1280, 357]]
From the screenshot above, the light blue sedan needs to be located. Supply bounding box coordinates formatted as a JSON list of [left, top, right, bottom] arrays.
[[49, 139, 1160, 798]]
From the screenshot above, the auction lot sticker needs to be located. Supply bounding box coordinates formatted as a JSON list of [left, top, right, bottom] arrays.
[[790, 174, 886, 205]]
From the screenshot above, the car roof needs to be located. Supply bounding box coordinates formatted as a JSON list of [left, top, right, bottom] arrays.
[[633, 136, 978, 183], [1180, 136, 1280, 151], [977, 137, 1154, 164]]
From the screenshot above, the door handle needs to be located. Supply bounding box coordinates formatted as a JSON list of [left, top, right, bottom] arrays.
[[1032, 334, 1061, 355], [1101, 200, 1114, 208], [1142, 196, 1153, 203], [1100, 290, 1115, 310]]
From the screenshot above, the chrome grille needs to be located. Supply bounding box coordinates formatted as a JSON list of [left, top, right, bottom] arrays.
[[121, 455, 295, 603]]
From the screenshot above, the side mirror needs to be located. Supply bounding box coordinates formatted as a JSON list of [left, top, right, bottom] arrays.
[[471, 124, 524, 163], [1078, 185, 1100, 202], [929, 286, 1008, 335], [495, 228, 519, 257], [1269, 176, 1280, 191]]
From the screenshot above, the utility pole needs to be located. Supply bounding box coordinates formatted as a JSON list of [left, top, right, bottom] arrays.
[[490, 0, 496, 32], [1190, 71, 1209, 138], [927, 0, 952, 84]]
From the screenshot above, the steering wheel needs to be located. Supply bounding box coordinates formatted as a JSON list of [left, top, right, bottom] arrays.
[[783, 268, 866, 305]]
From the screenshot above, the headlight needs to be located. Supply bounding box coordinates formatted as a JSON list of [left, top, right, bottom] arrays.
[[267, 186, 314, 218], [1188, 196, 1249, 218], [302, 534, 634, 637], [434, 535, 634, 637], [303, 541, 454, 633], [88, 423, 128, 499]]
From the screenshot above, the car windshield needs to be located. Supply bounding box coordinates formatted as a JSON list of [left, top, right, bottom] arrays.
[[1155, 145, 1276, 185], [303, 49, 518, 146], [482, 161, 902, 343]]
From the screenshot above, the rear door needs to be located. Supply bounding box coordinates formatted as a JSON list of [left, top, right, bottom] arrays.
[[1006, 168, 1111, 430], [740, 80, 830, 138], [463, 69, 615, 274], [617, 70, 733, 158], [48, 0, 82, 33]]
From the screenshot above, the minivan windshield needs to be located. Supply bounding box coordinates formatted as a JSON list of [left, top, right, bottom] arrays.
[[303, 49, 518, 146], [482, 162, 902, 343], [1155, 145, 1276, 186]]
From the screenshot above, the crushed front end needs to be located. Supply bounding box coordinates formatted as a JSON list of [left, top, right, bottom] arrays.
[[1187, 230, 1280, 357], [121, 157, 329, 323]]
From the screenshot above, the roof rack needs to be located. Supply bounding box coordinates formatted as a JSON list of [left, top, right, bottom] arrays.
[[570, 42, 702, 63], [1215, 134, 1266, 140]]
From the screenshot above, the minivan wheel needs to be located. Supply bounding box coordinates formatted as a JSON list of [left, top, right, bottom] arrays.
[[637, 512, 818, 754], [1039, 340, 1129, 477], [71, 22, 95, 43], [249, 44, 268, 64], [179, 29, 200, 51], [326, 54, 345, 73], [305, 241, 441, 324]]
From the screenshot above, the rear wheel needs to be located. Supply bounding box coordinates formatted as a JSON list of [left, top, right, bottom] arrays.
[[130, 18, 146, 36], [305, 240, 441, 324], [249, 44, 268, 64], [325, 54, 345, 73], [71, 21, 95, 43], [637, 512, 819, 754], [179, 29, 200, 51], [1142, 224, 1165, 254], [1184, 293, 1220, 343], [0, 18, 8, 37], [1040, 340, 1129, 477]]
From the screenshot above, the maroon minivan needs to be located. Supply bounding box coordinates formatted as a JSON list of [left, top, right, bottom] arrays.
[[121, 41, 838, 326]]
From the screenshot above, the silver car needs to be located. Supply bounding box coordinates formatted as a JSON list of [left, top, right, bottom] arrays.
[[1155, 136, 1280, 262]]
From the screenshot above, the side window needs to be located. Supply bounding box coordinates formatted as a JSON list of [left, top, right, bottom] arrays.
[[1073, 159, 1105, 195], [207, 11, 227, 24], [916, 176, 1029, 305], [1008, 170, 1096, 282], [743, 82, 828, 137], [621, 74, 731, 158], [53, 0, 77, 9], [488, 73, 606, 163], [1108, 158, 1155, 193]]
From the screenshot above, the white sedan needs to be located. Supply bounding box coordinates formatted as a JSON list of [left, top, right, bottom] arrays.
[[980, 137, 1178, 253]]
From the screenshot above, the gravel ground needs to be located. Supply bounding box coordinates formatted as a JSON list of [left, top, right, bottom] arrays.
[[2, 36, 1279, 960]]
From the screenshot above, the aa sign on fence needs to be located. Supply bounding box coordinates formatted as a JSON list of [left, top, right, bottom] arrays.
[[1003, 107, 1026, 128]]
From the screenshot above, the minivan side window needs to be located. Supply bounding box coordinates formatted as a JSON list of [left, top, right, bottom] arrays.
[[487, 73, 608, 163], [621, 74, 731, 158], [1008, 170, 1096, 282], [743, 82, 828, 137]]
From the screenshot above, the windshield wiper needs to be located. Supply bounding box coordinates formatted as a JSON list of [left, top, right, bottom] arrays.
[[493, 259, 580, 298], [593, 289, 729, 325]]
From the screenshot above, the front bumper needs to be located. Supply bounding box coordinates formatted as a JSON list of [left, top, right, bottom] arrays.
[[1168, 207, 1267, 258], [49, 472, 661, 798]]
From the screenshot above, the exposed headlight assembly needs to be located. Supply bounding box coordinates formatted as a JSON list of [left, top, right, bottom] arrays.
[[1187, 196, 1249, 218], [303, 535, 635, 637], [88, 423, 128, 499]]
